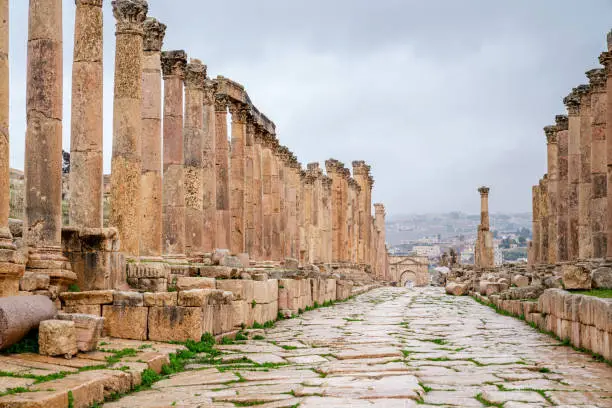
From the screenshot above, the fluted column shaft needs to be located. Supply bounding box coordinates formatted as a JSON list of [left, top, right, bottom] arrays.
[[69, 0, 103, 228], [545, 126, 558, 263], [556, 115, 570, 261], [539, 178, 549, 263], [201, 81, 217, 252], [531, 185, 541, 265], [565, 91, 581, 261], [183, 60, 206, 259], [322, 176, 333, 264], [374, 203, 387, 279], [161, 50, 187, 259], [262, 138, 273, 259], [588, 69, 607, 258], [215, 96, 230, 249], [252, 131, 263, 260], [302, 173, 314, 264], [577, 86, 593, 259], [245, 119, 255, 257], [140, 17, 165, 258], [229, 102, 247, 254], [271, 146, 282, 260], [110, 0, 148, 258]]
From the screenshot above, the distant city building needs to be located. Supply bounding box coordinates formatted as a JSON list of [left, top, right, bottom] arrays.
[[413, 245, 441, 258], [494, 247, 503, 266]]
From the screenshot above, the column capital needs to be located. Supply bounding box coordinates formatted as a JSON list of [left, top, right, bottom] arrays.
[[143, 17, 166, 52], [229, 102, 250, 123], [599, 52, 612, 75], [586, 68, 607, 92], [544, 126, 558, 144], [322, 176, 333, 189], [76, 0, 103, 7], [325, 159, 344, 174], [563, 89, 581, 115], [352, 160, 371, 176], [203, 79, 217, 105], [374, 203, 386, 214], [185, 59, 207, 89], [555, 114, 569, 131], [478, 186, 490, 196], [112, 0, 148, 35], [215, 94, 228, 112], [161, 50, 187, 79]]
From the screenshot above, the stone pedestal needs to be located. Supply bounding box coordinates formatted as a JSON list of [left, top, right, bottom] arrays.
[[69, 0, 104, 229], [587, 68, 607, 259], [215, 95, 230, 250], [110, 0, 148, 259], [25, 0, 75, 289], [161, 50, 187, 263], [140, 17, 165, 260], [184, 60, 206, 260]]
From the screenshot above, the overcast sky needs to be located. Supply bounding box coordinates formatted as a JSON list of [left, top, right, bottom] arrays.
[[7, 1, 612, 216]]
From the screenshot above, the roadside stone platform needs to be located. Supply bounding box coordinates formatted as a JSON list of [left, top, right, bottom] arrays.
[[100, 287, 612, 407]]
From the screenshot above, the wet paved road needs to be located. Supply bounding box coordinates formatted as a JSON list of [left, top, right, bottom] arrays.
[[106, 287, 612, 407]]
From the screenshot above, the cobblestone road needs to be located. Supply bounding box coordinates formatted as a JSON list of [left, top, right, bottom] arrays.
[[107, 287, 612, 407]]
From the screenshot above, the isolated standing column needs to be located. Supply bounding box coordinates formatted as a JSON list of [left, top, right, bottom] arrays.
[[110, 0, 148, 258], [140, 17, 165, 259], [161, 50, 187, 259], [69, 0, 103, 228]]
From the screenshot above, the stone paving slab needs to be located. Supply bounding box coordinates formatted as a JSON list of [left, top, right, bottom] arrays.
[[89, 287, 612, 407]]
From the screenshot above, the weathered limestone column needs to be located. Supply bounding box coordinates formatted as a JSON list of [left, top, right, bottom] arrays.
[[276, 146, 288, 259], [69, 0, 103, 228], [352, 161, 370, 265], [25, 0, 75, 287], [262, 134, 273, 259], [161, 50, 187, 260], [576, 84, 593, 259], [565, 90, 581, 261], [476, 187, 494, 268], [347, 178, 358, 263], [340, 168, 351, 262], [309, 163, 323, 263], [140, 17, 165, 259], [183, 59, 206, 260], [600, 39, 612, 260], [587, 68, 607, 259], [301, 170, 315, 264], [531, 184, 541, 265], [229, 102, 248, 255], [556, 115, 570, 262], [286, 156, 299, 260], [374, 203, 387, 279], [110, 0, 148, 258], [252, 127, 264, 260], [325, 160, 342, 263], [544, 125, 559, 263], [215, 95, 231, 250], [0, 0, 24, 296], [245, 117, 255, 257], [271, 142, 282, 261], [201, 80, 217, 252], [539, 177, 549, 264]]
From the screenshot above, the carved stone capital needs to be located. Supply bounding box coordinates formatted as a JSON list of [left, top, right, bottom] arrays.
[[544, 126, 558, 144], [215, 95, 228, 112], [143, 17, 166, 52], [76, 0, 103, 7], [586, 68, 606, 92], [555, 115, 569, 131], [161, 50, 187, 79], [563, 90, 581, 115], [229, 102, 249, 123], [599, 52, 612, 74], [478, 186, 490, 196], [185, 59, 207, 89], [112, 0, 148, 35], [203, 80, 217, 105]]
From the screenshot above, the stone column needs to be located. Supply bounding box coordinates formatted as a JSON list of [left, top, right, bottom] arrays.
[[340, 168, 350, 262], [576, 84, 593, 260], [322, 175, 333, 264], [565, 90, 581, 261], [110, 0, 148, 258], [140, 17, 165, 259], [262, 134, 273, 259], [374, 203, 387, 279], [25, 0, 75, 287], [307, 163, 322, 263], [301, 170, 314, 264], [325, 160, 342, 263], [252, 128, 264, 260], [531, 184, 541, 265], [201, 80, 217, 252], [229, 102, 248, 255], [587, 68, 607, 259], [556, 114, 570, 262], [69, 0, 103, 228], [539, 177, 549, 264], [544, 125, 559, 263], [161, 50, 187, 260], [215, 95, 230, 250], [352, 161, 370, 265], [476, 186, 494, 268], [271, 142, 282, 261], [183, 59, 206, 260], [245, 117, 255, 257], [600, 39, 612, 260], [0, 0, 24, 296]]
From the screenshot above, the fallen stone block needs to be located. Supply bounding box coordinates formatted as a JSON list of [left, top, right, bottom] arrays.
[[592, 266, 612, 289], [39, 320, 78, 358], [562, 264, 592, 290], [485, 283, 502, 297], [445, 282, 468, 296], [512, 274, 530, 288], [178, 289, 211, 307], [57, 313, 104, 352], [64, 304, 102, 316], [0, 295, 57, 350], [113, 291, 144, 307]]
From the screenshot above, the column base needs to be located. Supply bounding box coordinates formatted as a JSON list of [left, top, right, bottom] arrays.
[[27, 245, 76, 292]]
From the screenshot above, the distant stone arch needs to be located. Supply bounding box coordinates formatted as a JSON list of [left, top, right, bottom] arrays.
[[389, 255, 429, 287], [400, 270, 418, 287]]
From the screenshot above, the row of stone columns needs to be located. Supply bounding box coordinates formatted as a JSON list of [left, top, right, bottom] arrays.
[[531, 30, 611, 265], [0, 0, 391, 296]]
